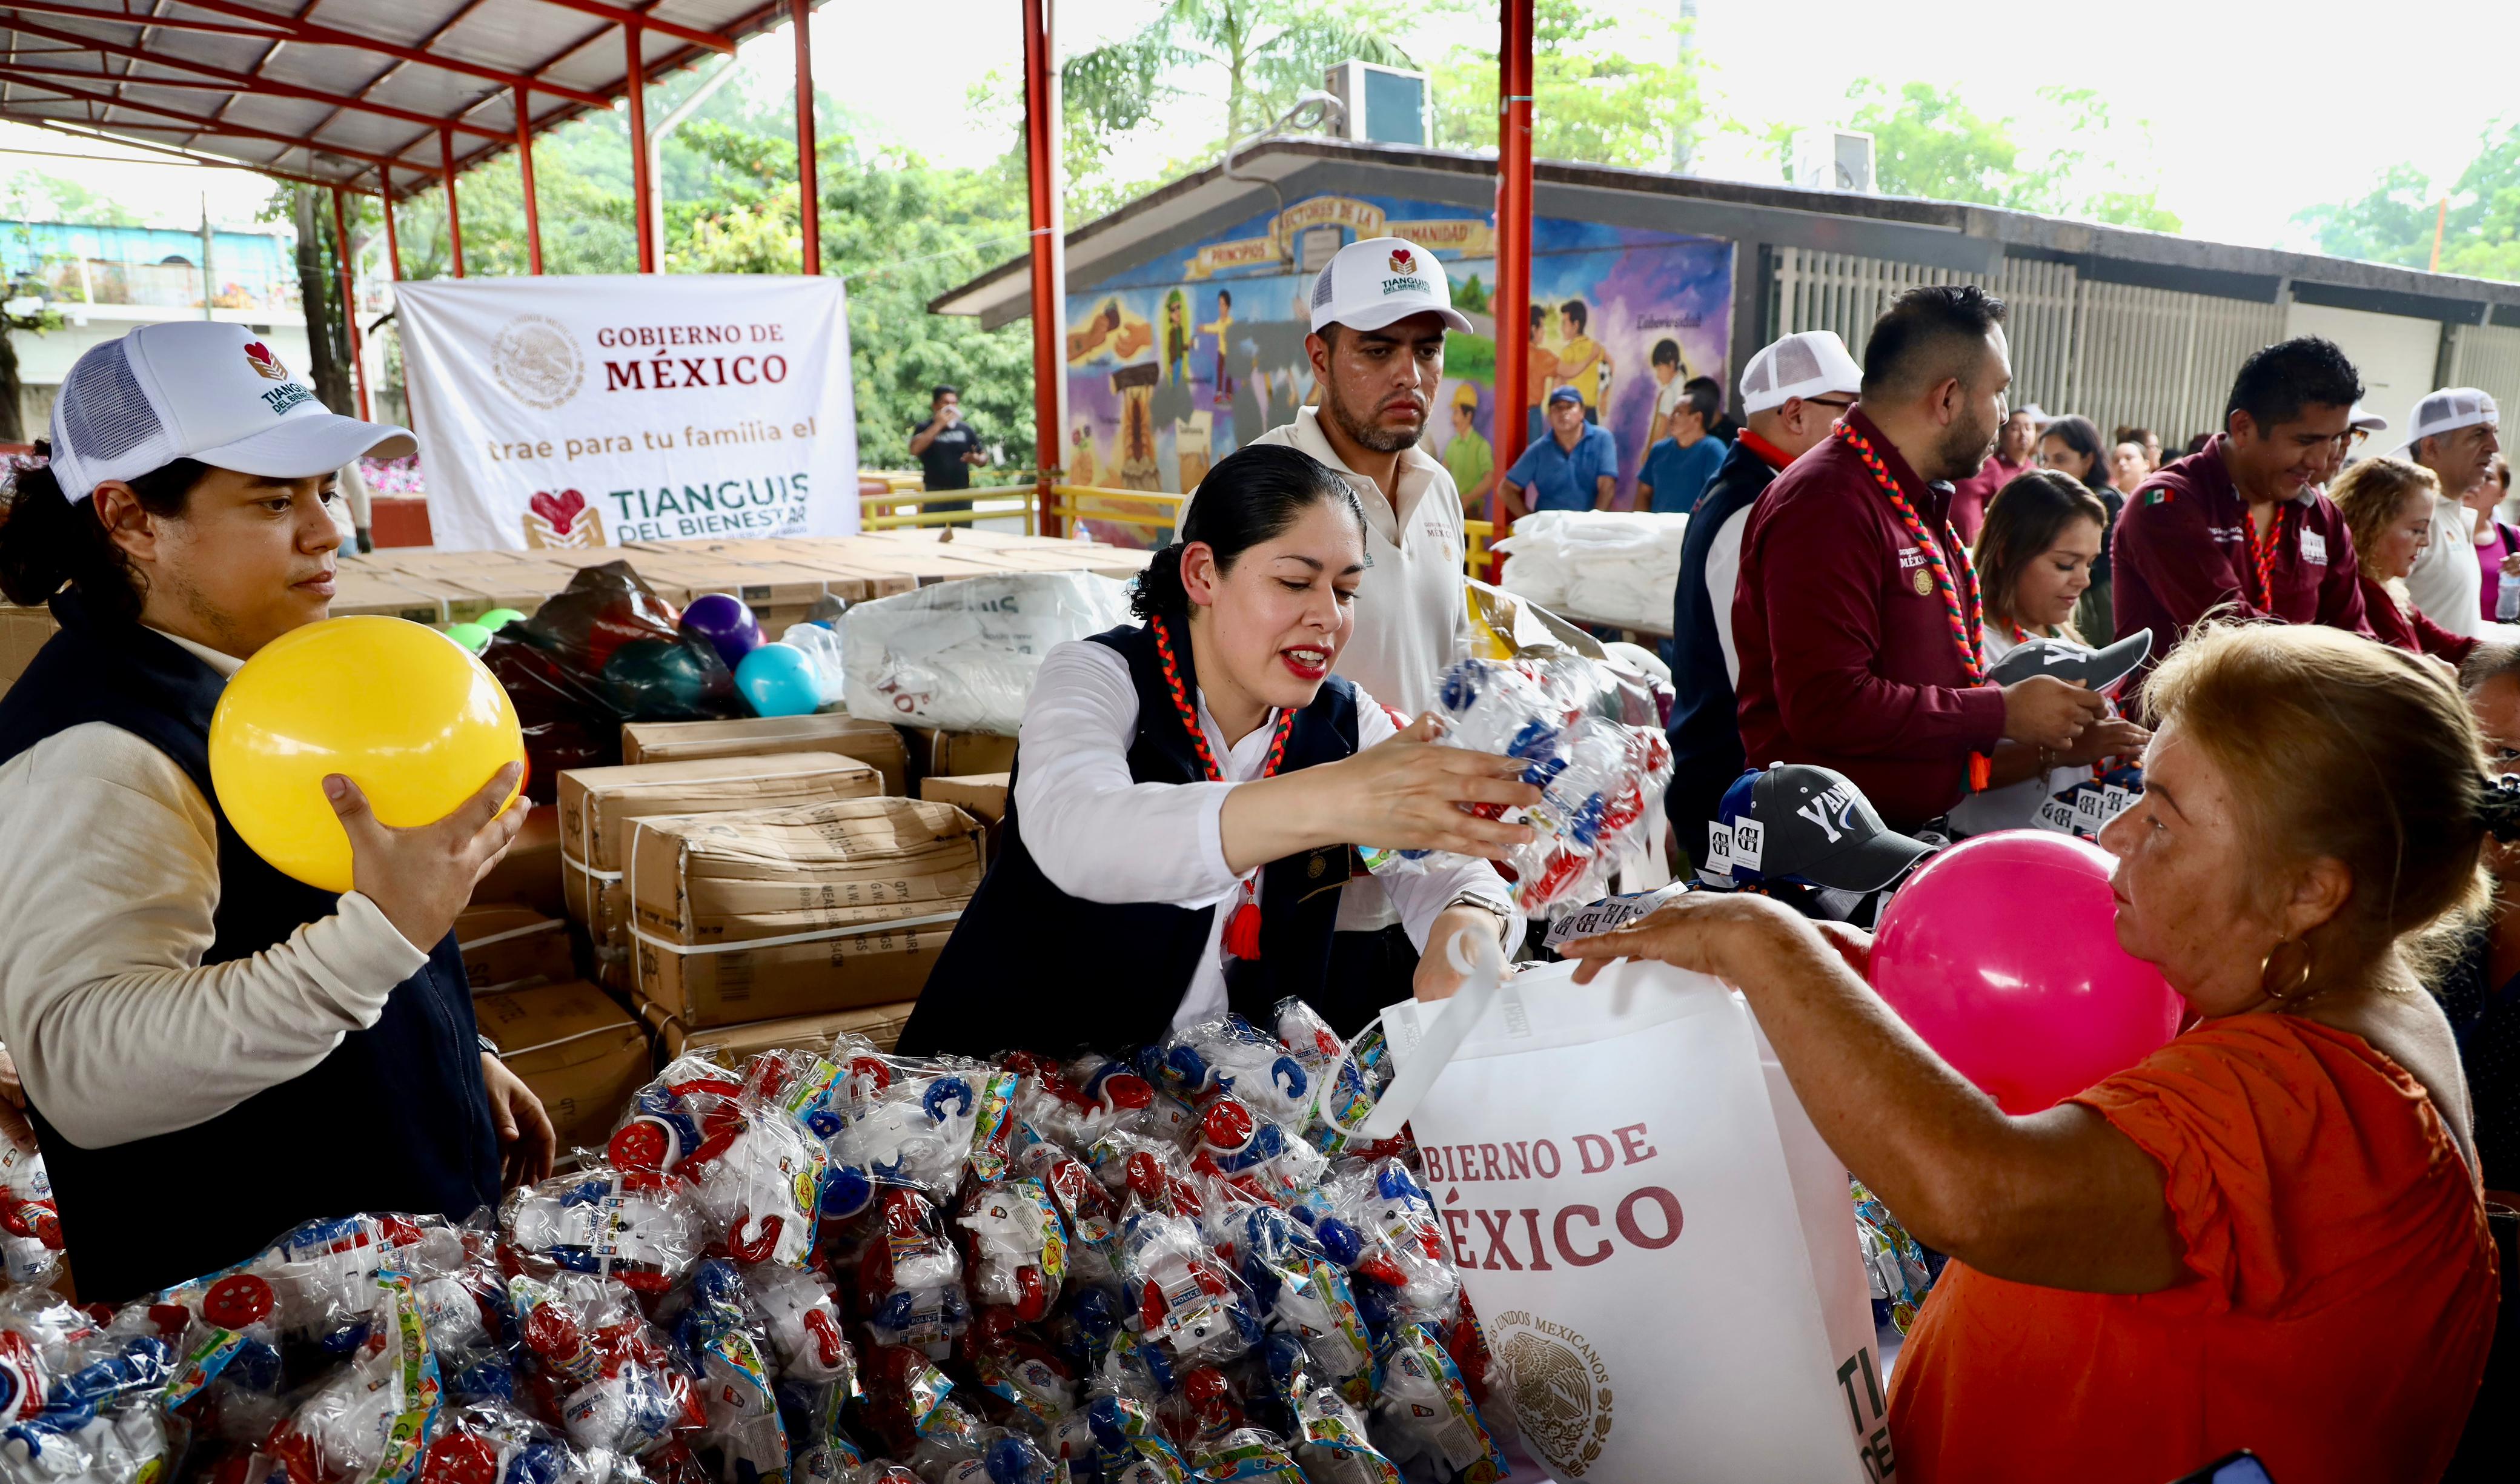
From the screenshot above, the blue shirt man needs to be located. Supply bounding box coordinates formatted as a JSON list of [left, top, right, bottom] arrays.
[[1638, 432, 1729, 515], [1503, 385, 1620, 515]]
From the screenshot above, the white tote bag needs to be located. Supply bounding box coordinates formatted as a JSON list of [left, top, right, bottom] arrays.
[[1375, 946, 1891, 1483]]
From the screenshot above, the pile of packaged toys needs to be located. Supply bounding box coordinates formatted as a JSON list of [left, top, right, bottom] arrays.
[[0, 1002, 1511, 1484]]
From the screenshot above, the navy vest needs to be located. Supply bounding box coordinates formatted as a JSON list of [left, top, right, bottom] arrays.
[[1665, 439, 1778, 869], [898, 622, 1363, 1059], [0, 591, 499, 1303]]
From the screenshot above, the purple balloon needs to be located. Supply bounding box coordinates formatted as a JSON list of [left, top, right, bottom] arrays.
[[679, 593, 762, 671]]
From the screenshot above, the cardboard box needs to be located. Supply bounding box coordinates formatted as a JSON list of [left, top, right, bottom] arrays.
[[629, 797, 981, 1028], [454, 904, 575, 993], [329, 571, 446, 623], [475, 981, 651, 1151], [919, 773, 1009, 862], [473, 804, 564, 919], [0, 605, 58, 699], [555, 752, 883, 973], [907, 727, 1019, 780], [619, 715, 908, 795], [632, 997, 918, 1066]]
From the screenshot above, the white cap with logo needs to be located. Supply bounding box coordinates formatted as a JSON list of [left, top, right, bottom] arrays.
[[1737, 329, 1862, 414], [2402, 386, 2499, 452], [1307, 236, 1473, 335], [46, 320, 416, 505]]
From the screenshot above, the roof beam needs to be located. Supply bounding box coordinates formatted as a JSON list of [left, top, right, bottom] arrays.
[[534, 0, 731, 55], [0, 65, 437, 172], [0, 3, 285, 41], [25, 114, 376, 192], [0, 16, 504, 137], [120, 0, 614, 107]]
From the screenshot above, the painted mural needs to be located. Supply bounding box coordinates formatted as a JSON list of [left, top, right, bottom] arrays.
[[1061, 192, 1735, 543]]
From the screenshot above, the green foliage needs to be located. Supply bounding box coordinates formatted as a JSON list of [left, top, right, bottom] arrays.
[[377, 75, 1040, 475], [2293, 122, 2520, 282], [0, 168, 142, 227], [1429, 1, 1699, 170], [1819, 81, 2181, 232]]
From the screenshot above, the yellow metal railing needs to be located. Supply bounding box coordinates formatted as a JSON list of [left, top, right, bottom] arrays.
[[857, 472, 1500, 578]]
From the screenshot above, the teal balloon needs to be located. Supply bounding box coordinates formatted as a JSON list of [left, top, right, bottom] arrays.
[[477, 608, 528, 632], [736, 641, 823, 718], [603, 637, 720, 720], [443, 622, 492, 654]]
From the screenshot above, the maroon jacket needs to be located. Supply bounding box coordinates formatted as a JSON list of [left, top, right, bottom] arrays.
[[1948, 453, 2032, 543], [2359, 571, 2478, 664], [2112, 439, 2370, 678], [1732, 407, 2008, 830]]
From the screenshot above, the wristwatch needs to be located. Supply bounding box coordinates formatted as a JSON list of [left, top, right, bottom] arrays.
[[1444, 892, 1519, 947], [477, 1033, 503, 1060]]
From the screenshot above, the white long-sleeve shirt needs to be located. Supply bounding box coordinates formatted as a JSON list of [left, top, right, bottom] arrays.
[[2406, 494, 2485, 640], [0, 631, 426, 1150], [1012, 640, 1515, 1029]]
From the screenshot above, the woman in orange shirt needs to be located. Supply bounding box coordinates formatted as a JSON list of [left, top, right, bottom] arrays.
[[1564, 622, 2503, 1483]]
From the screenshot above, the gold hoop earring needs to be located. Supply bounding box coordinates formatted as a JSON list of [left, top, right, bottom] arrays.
[[2259, 936, 2316, 1004]]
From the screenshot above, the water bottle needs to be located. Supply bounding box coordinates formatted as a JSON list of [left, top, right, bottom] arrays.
[[2498, 569, 2519, 623]]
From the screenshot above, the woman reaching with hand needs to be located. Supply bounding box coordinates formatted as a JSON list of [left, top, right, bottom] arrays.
[[900, 444, 1535, 1057], [1563, 623, 2502, 1483]]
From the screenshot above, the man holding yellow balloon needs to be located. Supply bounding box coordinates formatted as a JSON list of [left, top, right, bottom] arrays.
[[0, 322, 546, 1302]]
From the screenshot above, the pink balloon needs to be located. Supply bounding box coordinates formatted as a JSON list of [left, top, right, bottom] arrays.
[[1870, 830, 2186, 1115]]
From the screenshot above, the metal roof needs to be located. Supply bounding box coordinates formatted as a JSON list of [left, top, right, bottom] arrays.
[[0, 0, 806, 197], [934, 137, 2520, 331]]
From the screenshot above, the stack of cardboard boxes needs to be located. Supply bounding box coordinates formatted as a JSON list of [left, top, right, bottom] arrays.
[[2, 531, 1092, 1145]]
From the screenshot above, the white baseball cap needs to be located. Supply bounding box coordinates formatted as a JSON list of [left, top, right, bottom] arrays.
[[1307, 236, 1472, 335], [46, 320, 415, 505], [2401, 386, 2499, 452], [1737, 330, 1862, 414], [2349, 402, 2390, 432]]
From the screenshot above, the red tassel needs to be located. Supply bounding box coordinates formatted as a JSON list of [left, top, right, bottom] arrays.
[[1223, 887, 1262, 961]]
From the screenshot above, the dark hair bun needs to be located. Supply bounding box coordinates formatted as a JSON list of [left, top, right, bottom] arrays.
[[1129, 542, 1190, 621]]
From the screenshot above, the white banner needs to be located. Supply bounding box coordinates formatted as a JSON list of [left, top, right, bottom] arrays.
[[395, 275, 858, 550]]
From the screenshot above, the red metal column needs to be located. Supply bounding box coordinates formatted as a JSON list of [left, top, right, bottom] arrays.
[[1493, 0, 1534, 529], [516, 82, 543, 274], [330, 185, 371, 420], [792, 0, 818, 275], [625, 21, 657, 273], [381, 168, 403, 280], [439, 125, 465, 277], [1021, 0, 1065, 535]]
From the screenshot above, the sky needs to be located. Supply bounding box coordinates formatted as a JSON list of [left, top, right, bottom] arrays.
[[3, 1, 2512, 256]]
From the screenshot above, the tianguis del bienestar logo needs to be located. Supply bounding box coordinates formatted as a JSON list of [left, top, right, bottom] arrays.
[[243, 341, 288, 380], [1388, 247, 1418, 274]]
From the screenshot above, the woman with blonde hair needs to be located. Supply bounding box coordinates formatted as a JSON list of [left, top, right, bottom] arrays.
[[1565, 623, 2505, 1481], [2333, 455, 2478, 664]]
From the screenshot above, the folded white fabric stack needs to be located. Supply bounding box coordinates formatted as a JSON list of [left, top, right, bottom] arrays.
[[1493, 509, 1689, 628]]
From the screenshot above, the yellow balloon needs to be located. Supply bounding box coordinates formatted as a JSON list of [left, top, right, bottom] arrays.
[[209, 616, 526, 893]]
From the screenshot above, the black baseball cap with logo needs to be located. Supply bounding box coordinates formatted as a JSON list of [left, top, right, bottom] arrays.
[[1709, 763, 1935, 892]]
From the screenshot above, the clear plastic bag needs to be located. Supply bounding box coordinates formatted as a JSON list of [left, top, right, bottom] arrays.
[[840, 573, 1132, 735], [501, 1169, 707, 1296]]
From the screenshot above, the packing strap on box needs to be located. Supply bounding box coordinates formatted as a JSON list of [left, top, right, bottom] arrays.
[[564, 763, 862, 884], [492, 1021, 640, 1059], [629, 907, 965, 956], [462, 919, 565, 949]]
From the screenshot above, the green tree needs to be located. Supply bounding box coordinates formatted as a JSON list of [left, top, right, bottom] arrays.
[[1065, 0, 1416, 157], [1795, 81, 2180, 232], [1429, 1, 1699, 169], [2293, 122, 2520, 282]]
